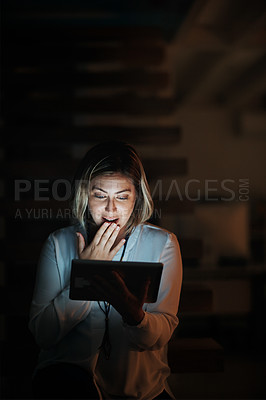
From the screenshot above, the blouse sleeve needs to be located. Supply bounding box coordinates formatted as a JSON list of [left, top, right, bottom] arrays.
[[123, 233, 182, 350], [28, 234, 91, 350]]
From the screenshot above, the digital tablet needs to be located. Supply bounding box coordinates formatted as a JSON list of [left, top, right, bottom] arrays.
[[69, 259, 163, 303]]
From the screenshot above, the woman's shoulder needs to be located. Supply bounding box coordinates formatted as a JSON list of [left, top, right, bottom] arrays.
[[140, 222, 174, 234], [43, 224, 83, 262], [48, 223, 83, 243], [131, 223, 180, 261], [138, 222, 177, 244]]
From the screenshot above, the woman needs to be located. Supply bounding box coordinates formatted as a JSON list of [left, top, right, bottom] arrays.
[[29, 141, 183, 399]]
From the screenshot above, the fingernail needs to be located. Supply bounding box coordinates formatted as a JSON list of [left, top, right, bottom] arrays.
[[76, 232, 80, 237]]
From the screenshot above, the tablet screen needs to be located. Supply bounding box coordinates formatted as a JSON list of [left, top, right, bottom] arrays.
[[69, 259, 163, 303]]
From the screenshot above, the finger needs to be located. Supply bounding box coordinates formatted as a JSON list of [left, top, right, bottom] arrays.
[[93, 222, 112, 245], [101, 223, 120, 247], [111, 270, 129, 296], [140, 278, 151, 304], [103, 224, 121, 250], [109, 238, 126, 258], [76, 232, 86, 256], [112, 271, 148, 303]]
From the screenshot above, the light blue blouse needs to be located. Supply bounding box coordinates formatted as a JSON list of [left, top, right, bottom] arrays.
[[29, 222, 183, 399]]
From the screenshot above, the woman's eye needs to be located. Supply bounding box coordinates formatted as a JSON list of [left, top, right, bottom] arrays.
[[93, 193, 128, 200]]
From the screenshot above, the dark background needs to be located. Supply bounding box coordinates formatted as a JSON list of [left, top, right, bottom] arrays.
[[1, 1, 266, 398]]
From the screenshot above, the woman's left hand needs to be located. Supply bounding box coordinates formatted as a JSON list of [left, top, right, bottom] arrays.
[[91, 271, 150, 326]]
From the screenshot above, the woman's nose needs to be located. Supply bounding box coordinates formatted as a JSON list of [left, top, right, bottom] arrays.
[[105, 198, 117, 212]]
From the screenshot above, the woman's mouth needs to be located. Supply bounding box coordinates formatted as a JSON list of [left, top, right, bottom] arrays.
[[102, 217, 119, 224]]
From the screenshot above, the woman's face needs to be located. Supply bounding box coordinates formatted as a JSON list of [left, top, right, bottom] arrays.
[[88, 173, 136, 232]]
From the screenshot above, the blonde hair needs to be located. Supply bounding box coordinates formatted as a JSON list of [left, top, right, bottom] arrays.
[[71, 141, 153, 235]]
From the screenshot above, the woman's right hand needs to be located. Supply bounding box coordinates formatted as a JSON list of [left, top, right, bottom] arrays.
[[76, 222, 126, 261]]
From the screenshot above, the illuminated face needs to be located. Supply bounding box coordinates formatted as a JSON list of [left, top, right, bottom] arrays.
[[88, 173, 136, 234]]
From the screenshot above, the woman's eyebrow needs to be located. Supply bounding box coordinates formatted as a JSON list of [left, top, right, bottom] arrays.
[[92, 186, 131, 194], [116, 189, 131, 194], [92, 186, 107, 193]]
